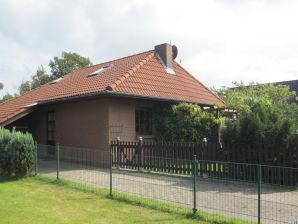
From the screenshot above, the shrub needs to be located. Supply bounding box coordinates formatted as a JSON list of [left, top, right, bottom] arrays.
[[221, 102, 296, 149], [0, 128, 35, 177], [154, 103, 223, 142]]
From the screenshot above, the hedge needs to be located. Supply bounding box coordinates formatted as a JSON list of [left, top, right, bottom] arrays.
[[0, 127, 35, 177]]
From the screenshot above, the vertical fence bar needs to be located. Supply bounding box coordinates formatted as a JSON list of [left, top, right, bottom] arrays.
[[35, 142, 38, 176], [56, 144, 60, 180], [109, 147, 113, 197], [138, 136, 143, 171], [193, 155, 198, 213], [258, 164, 262, 224]]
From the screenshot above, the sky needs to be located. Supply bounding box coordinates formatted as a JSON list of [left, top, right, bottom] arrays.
[[0, 0, 298, 97]]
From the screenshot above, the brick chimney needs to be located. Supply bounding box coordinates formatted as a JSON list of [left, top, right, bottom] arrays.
[[154, 43, 174, 72]]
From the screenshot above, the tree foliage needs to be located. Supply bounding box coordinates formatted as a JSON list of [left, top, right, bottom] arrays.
[[154, 103, 222, 142], [213, 81, 296, 112], [217, 82, 298, 148], [0, 82, 3, 90], [222, 102, 296, 148], [18, 80, 31, 95], [18, 52, 92, 95], [31, 66, 51, 89], [49, 52, 92, 79], [0, 93, 17, 103]]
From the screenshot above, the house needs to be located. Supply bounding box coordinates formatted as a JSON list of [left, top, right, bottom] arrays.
[[0, 43, 224, 151]]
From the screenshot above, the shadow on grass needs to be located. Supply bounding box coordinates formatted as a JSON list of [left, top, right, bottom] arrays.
[[0, 173, 36, 183], [30, 175, 256, 224]]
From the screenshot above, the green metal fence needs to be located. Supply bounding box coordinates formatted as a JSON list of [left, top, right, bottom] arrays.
[[36, 144, 298, 224]]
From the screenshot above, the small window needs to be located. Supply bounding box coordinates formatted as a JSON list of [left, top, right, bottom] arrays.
[[87, 64, 113, 77], [135, 108, 152, 135]]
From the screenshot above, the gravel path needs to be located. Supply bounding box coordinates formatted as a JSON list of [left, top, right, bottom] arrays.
[[38, 160, 298, 224]]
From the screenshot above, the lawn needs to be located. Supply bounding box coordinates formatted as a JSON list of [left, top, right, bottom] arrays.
[[0, 177, 201, 224], [0, 176, 254, 224]]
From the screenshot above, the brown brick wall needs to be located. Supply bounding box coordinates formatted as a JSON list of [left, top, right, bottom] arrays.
[[7, 97, 159, 149], [108, 98, 155, 141], [19, 98, 110, 150]]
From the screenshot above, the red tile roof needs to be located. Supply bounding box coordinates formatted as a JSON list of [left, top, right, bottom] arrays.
[[0, 49, 224, 125]]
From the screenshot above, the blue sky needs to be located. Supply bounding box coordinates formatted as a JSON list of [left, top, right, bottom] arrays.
[[0, 0, 297, 97]]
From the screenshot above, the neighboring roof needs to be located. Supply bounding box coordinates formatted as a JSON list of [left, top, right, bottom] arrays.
[[0, 49, 224, 126]]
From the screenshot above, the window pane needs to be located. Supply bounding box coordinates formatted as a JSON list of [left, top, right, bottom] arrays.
[[47, 112, 55, 144], [135, 108, 152, 135], [48, 112, 55, 121]]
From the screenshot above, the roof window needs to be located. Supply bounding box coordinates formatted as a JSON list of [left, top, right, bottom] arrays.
[[50, 75, 68, 85], [87, 64, 113, 77]]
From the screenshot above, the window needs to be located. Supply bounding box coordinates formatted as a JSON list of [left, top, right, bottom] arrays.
[[87, 64, 113, 77], [47, 111, 55, 145], [50, 75, 68, 84], [135, 108, 152, 135]]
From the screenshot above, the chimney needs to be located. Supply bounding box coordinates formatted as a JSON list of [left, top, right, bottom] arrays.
[[154, 43, 174, 71]]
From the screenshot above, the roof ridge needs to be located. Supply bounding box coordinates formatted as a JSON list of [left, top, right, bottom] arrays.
[[174, 62, 225, 104], [79, 50, 154, 72], [106, 52, 154, 91]]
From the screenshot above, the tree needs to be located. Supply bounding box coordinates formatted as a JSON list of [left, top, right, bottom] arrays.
[[0, 93, 17, 103], [213, 81, 296, 113], [18, 52, 93, 94], [216, 82, 298, 148], [31, 66, 51, 89], [0, 82, 3, 90], [18, 66, 50, 95], [154, 103, 223, 142], [222, 102, 296, 148], [18, 81, 30, 95], [49, 52, 92, 79]]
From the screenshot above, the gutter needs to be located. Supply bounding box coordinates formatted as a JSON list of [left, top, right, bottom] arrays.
[[36, 90, 215, 107]]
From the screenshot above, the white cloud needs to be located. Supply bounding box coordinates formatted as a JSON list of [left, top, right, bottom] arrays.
[[0, 0, 298, 96]]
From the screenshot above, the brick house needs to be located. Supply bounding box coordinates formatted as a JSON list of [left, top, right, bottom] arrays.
[[0, 43, 224, 150]]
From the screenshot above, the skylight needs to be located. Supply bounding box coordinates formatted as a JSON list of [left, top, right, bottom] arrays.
[[87, 64, 113, 77], [50, 75, 68, 84]]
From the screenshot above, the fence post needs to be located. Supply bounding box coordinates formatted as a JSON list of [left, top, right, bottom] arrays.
[[116, 137, 120, 169], [56, 144, 60, 180], [296, 130, 298, 187], [109, 147, 113, 197], [35, 141, 38, 176], [296, 130, 298, 167], [138, 136, 143, 171], [258, 164, 262, 224], [193, 155, 198, 214]]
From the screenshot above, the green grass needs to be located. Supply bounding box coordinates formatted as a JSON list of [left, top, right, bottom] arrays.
[[0, 175, 256, 224]]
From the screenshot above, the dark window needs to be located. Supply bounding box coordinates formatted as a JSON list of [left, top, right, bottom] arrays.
[[47, 111, 55, 146], [135, 108, 152, 135]]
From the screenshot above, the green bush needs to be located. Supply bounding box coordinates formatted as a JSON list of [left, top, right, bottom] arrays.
[[0, 128, 35, 177], [154, 103, 223, 142], [221, 102, 296, 149]]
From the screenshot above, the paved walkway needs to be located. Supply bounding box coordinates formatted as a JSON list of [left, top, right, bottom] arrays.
[[38, 160, 298, 224]]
